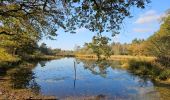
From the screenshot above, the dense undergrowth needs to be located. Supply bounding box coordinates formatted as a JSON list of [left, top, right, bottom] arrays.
[[128, 59, 170, 81]]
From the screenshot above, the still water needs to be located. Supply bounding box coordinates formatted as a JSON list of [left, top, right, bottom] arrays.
[[5, 58, 170, 99]]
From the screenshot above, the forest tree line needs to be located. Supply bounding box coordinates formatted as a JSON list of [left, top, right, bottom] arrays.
[[0, 0, 150, 62], [75, 11, 170, 67]]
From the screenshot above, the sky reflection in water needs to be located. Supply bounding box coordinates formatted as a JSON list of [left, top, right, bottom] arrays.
[[27, 58, 161, 100]]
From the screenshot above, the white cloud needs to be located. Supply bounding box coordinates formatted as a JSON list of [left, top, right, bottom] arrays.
[[135, 10, 163, 24], [133, 28, 152, 33]]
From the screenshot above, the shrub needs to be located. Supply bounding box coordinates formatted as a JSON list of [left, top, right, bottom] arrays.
[[127, 59, 170, 81]]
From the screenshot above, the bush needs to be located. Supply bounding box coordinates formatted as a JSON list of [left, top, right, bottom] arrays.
[[0, 48, 20, 63], [127, 59, 170, 81], [159, 70, 170, 80]]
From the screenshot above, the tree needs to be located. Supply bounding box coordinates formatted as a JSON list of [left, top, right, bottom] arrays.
[[64, 0, 150, 35], [132, 38, 144, 44], [39, 43, 50, 55], [0, 0, 150, 37], [74, 44, 93, 55], [0, 0, 64, 39], [87, 35, 112, 59], [111, 42, 129, 55], [128, 38, 146, 56], [0, 30, 38, 56], [0, 0, 150, 60], [146, 12, 170, 67], [0, 48, 18, 62]]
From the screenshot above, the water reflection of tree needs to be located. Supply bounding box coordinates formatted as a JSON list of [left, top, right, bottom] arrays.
[[29, 79, 41, 94], [77, 58, 170, 99], [0, 63, 19, 79], [78, 59, 111, 78], [78, 58, 154, 86], [8, 62, 40, 93], [39, 61, 48, 67], [73, 61, 76, 89], [0, 67, 12, 78], [39, 57, 63, 67]]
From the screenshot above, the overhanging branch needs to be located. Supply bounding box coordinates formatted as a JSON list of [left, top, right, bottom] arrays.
[[0, 31, 14, 36]]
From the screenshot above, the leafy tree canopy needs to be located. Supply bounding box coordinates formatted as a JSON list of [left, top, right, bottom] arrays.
[[147, 14, 170, 57], [86, 35, 112, 59], [145, 11, 170, 67], [0, 0, 150, 60], [0, 0, 150, 37]]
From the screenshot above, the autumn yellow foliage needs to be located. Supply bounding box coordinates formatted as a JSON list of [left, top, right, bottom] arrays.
[[0, 48, 20, 62]]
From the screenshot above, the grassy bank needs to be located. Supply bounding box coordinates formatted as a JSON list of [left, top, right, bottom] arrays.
[[24, 55, 62, 61], [0, 54, 62, 67], [75, 54, 155, 61], [76, 54, 170, 84]]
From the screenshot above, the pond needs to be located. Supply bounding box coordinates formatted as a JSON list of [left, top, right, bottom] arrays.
[[2, 58, 170, 99]]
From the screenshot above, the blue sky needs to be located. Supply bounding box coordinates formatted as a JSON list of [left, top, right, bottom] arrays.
[[40, 0, 170, 50]]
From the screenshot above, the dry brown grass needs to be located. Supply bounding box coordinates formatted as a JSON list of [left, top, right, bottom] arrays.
[[75, 54, 155, 61]]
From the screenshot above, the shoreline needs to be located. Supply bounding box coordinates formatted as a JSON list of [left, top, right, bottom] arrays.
[[0, 78, 56, 99], [0, 62, 57, 99], [0, 55, 169, 99], [75, 55, 170, 84], [0, 55, 61, 99], [75, 54, 155, 61]]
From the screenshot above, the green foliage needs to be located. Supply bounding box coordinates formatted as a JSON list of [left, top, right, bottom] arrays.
[[0, 11, 39, 58], [0, 48, 19, 62], [0, 0, 150, 62], [79, 59, 111, 78], [0, 0, 150, 37], [132, 38, 145, 44], [65, 0, 150, 35], [75, 38, 148, 57], [146, 21, 170, 56], [39, 43, 55, 55], [109, 12, 170, 81], [159, 70, 170, 80], [86, 35, 112, 59], [146, 13, 170, 67], [0, 1, 63, 39], [128, 59, 170, 80], [0, 31, 38, 56]]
